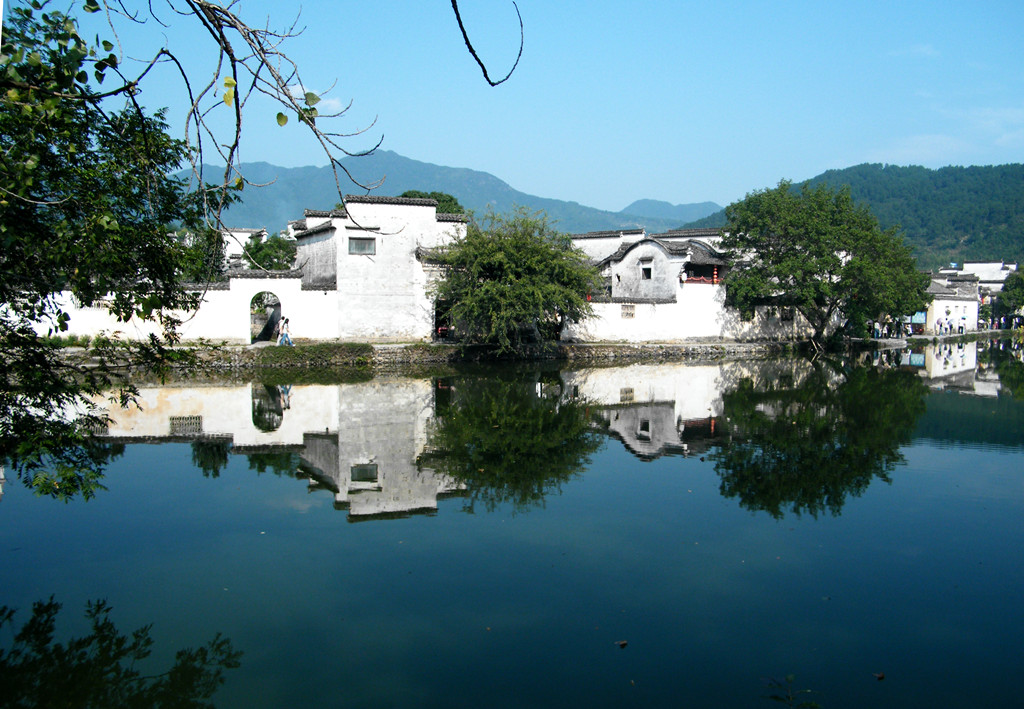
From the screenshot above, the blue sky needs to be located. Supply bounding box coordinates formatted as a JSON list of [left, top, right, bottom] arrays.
[[13, 0, 1024, 210]]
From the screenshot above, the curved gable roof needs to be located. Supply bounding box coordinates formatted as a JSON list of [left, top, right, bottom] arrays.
[[600, 238, 728, 267]]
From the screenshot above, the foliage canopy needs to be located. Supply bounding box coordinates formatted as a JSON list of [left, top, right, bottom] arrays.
[[433, 208, 600, 353], [399, 190, 466, 214], [721, 181, 928, 342], [243, 232, 297, 271], [1000, 270, 1024, 314]]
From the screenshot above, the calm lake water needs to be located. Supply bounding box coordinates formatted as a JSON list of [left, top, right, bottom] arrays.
[[3, 340, 1024, 708]]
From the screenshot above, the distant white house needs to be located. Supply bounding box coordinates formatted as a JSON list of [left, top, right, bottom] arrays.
[[939, 261, 1017, 299], [924, 273, 980, 334]]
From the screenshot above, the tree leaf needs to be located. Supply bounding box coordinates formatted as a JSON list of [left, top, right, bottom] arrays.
[[276, 112, 288, 126]]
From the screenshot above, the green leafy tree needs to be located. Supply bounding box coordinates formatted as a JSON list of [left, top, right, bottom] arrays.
[[722, 181, 928, 344], [243, 232, 297, 271], [399, 190, 466, 214], [434, 208, 600, 353], [0, 598, 241, 707], [1000, 270, 1024, 315], [177, 228, 227, 282], [1, 5, 208, 491]]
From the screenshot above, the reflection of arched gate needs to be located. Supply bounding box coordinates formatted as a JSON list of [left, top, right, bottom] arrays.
[[251, 384, 284, 432], [251, 292, 281, 343]]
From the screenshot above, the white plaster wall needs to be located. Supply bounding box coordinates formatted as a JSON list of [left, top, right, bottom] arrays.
[[564, 283, 815, 342], [573, 234, 637, 263], [44, 277, 339, 344], [334, 204, 463, 341], [610, 242, 679, 301]]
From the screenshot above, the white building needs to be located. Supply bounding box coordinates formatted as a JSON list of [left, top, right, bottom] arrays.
[[564, 228, 818, 342], [47, 196, 465, 344], [925, 274, 980, 334], [939, 261, 1017, 299]]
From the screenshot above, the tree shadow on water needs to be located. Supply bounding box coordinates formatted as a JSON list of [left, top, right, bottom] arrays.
[[422, 373, 603, 513], [0, 597, 241, 708], [711, 361, 928, 519]]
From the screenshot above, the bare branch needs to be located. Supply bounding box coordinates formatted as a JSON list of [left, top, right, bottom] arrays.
[[450, 0, 523, 87]]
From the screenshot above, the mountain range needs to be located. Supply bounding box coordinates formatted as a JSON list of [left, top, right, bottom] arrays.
[[217, 151, 720, 235], [217, 152, 1024, 269]]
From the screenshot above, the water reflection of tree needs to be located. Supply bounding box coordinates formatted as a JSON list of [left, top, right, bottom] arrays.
[[423, 374, 603, 512], [191, 439, 232, 478], [2, 420, 125, 501], [0, 598, 241, 707], [711, 363, 928, 518]]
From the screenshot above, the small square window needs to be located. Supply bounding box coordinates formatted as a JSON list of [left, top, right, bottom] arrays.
[[350, 463, 378, 482], [641, 267, 652, 280], [621, 304, 635, 319], [349, 237, 376, 255]]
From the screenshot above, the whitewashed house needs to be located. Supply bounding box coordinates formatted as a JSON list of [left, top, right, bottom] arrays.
[[925, 273, 980, 334], [47, 195, 465, 344], [564, 228, 818, 342]]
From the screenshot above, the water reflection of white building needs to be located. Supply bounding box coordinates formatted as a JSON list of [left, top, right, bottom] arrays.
[[563, 360, 815, 459], [872, 340, 1005, 397], [93, 379, 464, 520]]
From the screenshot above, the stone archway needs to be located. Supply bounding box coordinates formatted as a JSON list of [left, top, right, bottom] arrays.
[[250, 291, 282, 343]]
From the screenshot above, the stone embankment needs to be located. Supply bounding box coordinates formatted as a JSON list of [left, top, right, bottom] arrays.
[[182, 339, 790, 371]]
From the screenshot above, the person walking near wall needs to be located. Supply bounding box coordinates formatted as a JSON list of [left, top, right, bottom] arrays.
[[278, 317, 293, 346]]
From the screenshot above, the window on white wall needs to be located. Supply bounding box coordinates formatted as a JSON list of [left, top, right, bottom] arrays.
[[349, 237, 376, 255]]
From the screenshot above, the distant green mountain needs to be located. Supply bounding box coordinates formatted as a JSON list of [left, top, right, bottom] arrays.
[[217, 151, 695, 235], [682, 163, 1024, 269], [619, 198, 721, 223]]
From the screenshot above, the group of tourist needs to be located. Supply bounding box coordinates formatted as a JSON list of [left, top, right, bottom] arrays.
[[934, 316, 967, 336], [871, 319, 911, 339]]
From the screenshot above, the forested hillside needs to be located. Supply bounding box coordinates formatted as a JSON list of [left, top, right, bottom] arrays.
[[685, 164, 1024, 269]]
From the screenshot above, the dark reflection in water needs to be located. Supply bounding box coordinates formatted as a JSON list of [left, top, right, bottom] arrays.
[[0, 598, 240, 707], [422, 371, 603, 512], [3, 353, 1024, 708], [710, 363, 928, 518], [981, 337, 1024, 400]]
